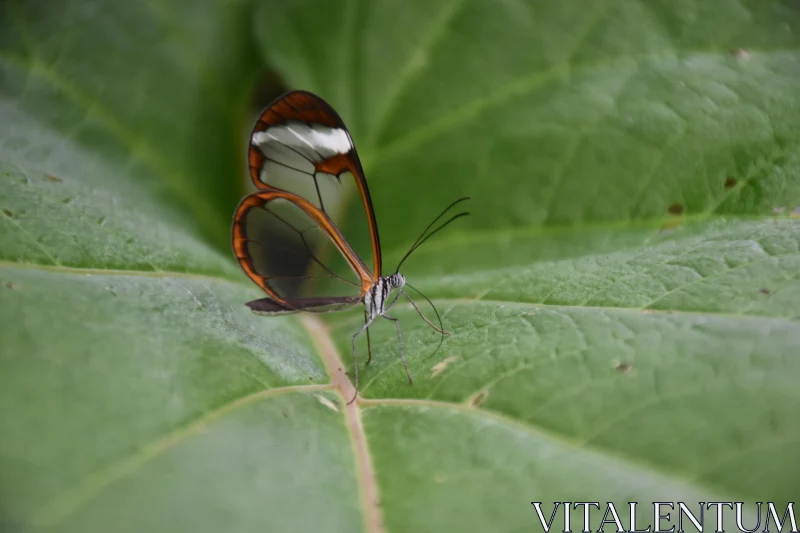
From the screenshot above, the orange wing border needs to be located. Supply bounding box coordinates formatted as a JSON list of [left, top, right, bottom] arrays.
[[245, 90, 383, 279], [232, 189, 374, 309]]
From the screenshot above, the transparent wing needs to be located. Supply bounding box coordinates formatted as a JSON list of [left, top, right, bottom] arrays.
[[232, 190, 370, 310], [246, 90, 381, 284]]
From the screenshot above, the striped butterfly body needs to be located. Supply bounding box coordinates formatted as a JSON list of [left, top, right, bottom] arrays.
[[232, 91, 469, 402]]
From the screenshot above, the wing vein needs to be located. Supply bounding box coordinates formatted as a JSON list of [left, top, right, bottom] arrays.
[[285, 125, 326, 160], [263, 155, 315, 176], [264, 206, 359, 288]]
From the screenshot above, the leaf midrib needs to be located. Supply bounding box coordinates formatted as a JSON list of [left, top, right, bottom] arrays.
[[28, 327, 742, 532]]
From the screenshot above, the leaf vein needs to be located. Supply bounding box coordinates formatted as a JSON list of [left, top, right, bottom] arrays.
[[30, 384, 333, 528]]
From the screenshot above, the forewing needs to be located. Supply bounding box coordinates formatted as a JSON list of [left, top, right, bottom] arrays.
[[247, 91, 382, 281]]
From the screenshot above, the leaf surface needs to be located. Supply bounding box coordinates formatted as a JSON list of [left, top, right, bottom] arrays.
[[2, 0, 800, 531]]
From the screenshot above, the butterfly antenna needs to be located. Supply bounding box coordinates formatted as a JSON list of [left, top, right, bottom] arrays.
[[400, 212, 469, 267], [404, 282, 447, 357], [395, 197, 471, 273], [406, 197, 469, 251]]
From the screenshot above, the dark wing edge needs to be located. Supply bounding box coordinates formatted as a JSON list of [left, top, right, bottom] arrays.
[[246, 296, 362, 315], [247, 90, 383, 278]]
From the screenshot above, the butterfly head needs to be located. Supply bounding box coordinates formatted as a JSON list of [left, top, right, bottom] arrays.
[[387, 272, 405, 289]]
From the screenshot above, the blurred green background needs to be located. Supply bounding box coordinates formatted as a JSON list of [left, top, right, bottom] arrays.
[[2, 0, 800, 531]]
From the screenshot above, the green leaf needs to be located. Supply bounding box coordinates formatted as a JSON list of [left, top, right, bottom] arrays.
[[2, 0, 800, 532]]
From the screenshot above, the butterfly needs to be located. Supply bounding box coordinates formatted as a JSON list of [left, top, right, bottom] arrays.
[[232, 90, 469, 402]]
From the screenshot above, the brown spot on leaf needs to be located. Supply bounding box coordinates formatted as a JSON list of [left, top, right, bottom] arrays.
[[430, 356, 459, 378], [759, 288, 770, 295], [3, 281, 19, 290], [730, 48, 753, 59], [724, 177, 737, 188], [46, 174, 62, 182], [1, 209, 13, 218], [668, 203, 684, 215], [466, 389, 488, 407], [614, 361, 633, 374]]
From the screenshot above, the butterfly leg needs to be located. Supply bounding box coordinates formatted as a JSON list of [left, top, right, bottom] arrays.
[[349, 316, 375, 405], [383, 291, 402, 313], [364, 308, 373, 366], [382, 315, 413, 385]]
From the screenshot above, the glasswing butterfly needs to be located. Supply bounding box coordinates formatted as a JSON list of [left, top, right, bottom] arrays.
[[232, 90, 469, 402]]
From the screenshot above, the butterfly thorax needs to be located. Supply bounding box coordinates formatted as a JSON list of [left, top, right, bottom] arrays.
[[364, 273, 405, 318]]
